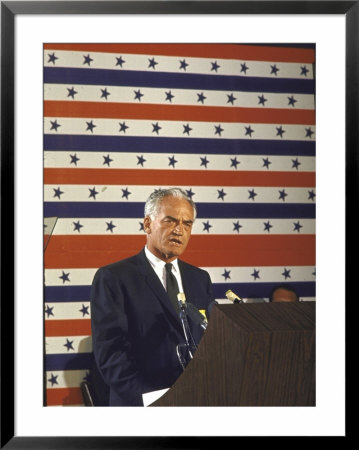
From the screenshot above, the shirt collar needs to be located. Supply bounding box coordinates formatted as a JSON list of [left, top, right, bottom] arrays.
[[144, 246, 179, 272]]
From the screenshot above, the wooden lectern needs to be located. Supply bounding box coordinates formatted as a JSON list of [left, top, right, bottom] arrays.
[[151, 302, 315, 406]]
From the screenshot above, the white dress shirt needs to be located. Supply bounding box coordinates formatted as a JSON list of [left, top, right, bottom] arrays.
[[144, 246, 184, 294]]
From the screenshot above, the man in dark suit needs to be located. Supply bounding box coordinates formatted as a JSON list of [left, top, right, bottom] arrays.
[[90, 187, 215, 406]]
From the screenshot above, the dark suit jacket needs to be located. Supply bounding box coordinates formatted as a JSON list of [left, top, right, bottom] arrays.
[[90, 248, 215, 406]]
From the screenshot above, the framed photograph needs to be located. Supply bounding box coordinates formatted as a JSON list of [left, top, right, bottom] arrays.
[[1, 1, 352, 447]]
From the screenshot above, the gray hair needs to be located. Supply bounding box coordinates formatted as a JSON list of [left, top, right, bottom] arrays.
[[144, 188, 197, 220]]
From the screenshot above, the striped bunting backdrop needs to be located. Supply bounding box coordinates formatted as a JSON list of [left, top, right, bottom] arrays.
[[43, 43, 316, 406]]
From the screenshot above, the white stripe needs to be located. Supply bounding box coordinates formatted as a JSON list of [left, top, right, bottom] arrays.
[[44, 49, 314, 79], [205, 266, 316, 284], [48, 218, 315, 236], [44, 117, 315, 141], [44, 185, 316, 203], [44, 83, 315, 109], [44, 151, 316, 172], [44, 265, 315, 286], [45, 302, 91, 320], [45, 335, 92, 355], [46, 369, 88, 388]]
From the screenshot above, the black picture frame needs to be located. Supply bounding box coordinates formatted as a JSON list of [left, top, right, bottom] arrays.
[[1, 1, 352, 447]]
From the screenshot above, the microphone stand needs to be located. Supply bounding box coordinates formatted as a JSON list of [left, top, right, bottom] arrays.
[[176, 293, 197, 369]]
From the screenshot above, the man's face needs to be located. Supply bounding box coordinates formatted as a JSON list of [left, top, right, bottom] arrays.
[[144, 196, 194, 262]]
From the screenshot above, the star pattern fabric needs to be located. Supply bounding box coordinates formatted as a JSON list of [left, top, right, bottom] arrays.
[[43, 43, 316, 406]]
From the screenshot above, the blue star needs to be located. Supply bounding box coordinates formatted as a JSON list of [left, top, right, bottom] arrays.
[[134, 89, 144, 101], [293, 221, 303, 232], [103, 154, 113, 166], [270, 64, 280, 75], [211, 61, 220, 72], [86, 121, 96, 133], [59, 271, 70, 284], [264, 221, 273, 232], [248, 189, 257, 201], [233, 221, 242, 233], [168, 155, 178, 168], [179, 59, 189, 71], [308, 190, 316, 201], [119, 121, 129, 133], [122, 187, 131, 199], [48, 373, 58, 386], [183, 123, 192, 135], [70, 154, 80, 166], [48, 53, 58, 64], [139, 222, 145, 232], [217, 188, 227, 201], [262, 157, 272, 169], [227, 93, 236, 104], [53, 187, 64, 199], [230, 157, 240, 169], [116, 56, 125, 67], [45, 305, 54, 318], [148, 57, 158, 69], [197, 92, 206, 104], [67, 87, 77, 99], [258, 95, 267, 106], [106, 221, 116, 232], [245, 125, 254, 137], [251, 269, 260, 280], [137, 155, 146, 167], [288, 96, 297, 107], [222, 269, 231, 280], [89, 187, 98, 199], [240, 63, 249, 74], [79, 304, 90, 317], [202, 220, 213, 233], [282, 268, 291, 279], [152, 122, 162, 134], [279, 189, 288, 201], [101, 88, 110, 100], [165, 90, 175, 103], [276, 126, 285, 138], [292, 158, 301, 170], [64, 338, 74, 352], [73, 220, 83, 232], [300, 65, 309, 76], [305, 127, 314, 138], [200, 156, 209, 168], [214, 124, 223, 136], [186, 188, 195, 200], [83, 54, 93, 66], [50, 120, 61, 131]]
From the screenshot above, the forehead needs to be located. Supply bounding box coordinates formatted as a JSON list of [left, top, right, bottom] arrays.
[[157, 196, 194, 217], [273, 288, 296, 300]]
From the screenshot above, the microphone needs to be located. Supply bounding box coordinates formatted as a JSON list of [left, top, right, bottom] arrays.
[[177, 293, 207, 330], [225, 289, 243, 304]]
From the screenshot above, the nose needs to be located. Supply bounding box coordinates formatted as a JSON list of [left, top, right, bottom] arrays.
[[173, 221, 184, 235]]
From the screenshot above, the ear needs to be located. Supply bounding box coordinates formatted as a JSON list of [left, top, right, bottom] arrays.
[[143, 216, 151, 234]]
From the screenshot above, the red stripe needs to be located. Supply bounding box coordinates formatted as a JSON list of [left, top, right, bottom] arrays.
[[44, 235, 315, 268], [44, 101, 315, 125], [45, 319, 91, 337], [44, 168, 315, 187], [46, 387, 83, 406], [43, 43, 315, 63]]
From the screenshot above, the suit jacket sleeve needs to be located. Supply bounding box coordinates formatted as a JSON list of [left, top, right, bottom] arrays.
[[91, 266, 144, 406]]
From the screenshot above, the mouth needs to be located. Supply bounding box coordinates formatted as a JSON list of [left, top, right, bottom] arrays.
[[169, 237, 183, 246]]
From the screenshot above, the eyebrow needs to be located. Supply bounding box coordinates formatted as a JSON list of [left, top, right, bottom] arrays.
[[164, 215, 194, 224]]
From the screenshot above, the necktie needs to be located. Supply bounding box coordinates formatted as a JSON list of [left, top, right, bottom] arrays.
[[165, 263, 180, 312]]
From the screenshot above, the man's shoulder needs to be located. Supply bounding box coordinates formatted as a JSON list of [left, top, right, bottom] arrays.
[[96, 250, 144, 274], [179, 259, 209, 277]]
